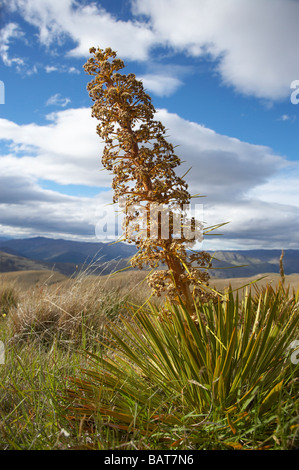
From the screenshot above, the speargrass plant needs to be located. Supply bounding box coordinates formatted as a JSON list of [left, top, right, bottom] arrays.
[[62, 282, 299, 450]]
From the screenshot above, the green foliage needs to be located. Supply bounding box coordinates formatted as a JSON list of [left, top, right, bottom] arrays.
[[0, 339, 90, 450], [0, 281, 297, 449], [62, 282, 299, 449]]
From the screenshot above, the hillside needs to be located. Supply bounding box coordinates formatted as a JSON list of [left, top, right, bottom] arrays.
[[0, 236, 298, 278], [0, 250, 50, 273], [0, 249, 132, 277], [0, 237, 136, 276], [156, 250, 295, 278], [0, 236, 137, 264], [209, 250, 299, 278], [0, 269, 68, 290]]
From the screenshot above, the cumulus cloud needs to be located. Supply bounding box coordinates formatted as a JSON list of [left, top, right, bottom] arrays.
[[0, 165, 114, 239], [5, 0, 299, 101], [5, 0, 155, 61], [138, 74, 183, 97], [0, 106, 287, 197], [202, 199, 299, 250], [152, 109, 299, 249], [133, 0, 299, 101], [0, 153, 101, 238], [0, 196, 97, 239], [0, 171, 65, 204], [0, 106, 298, 247], [0, 107, 114, 239], [0, 108, 109, 186], [45, 65, 58, 73], [155, 109, 288, 202]]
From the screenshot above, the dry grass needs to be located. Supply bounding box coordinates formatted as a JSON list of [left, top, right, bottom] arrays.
[[2, 266, 298, 347], [0, 265, 298, 450], [0, 270, 68, 291], [211, 273, 299, 293], [2, 267, 156, 347], [0, 282, 19, 317], [2, 267, 299, 296]]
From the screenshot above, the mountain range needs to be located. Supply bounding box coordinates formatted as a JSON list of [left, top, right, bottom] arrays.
[[0, 236, 298, 278], [0, 237, 137, 276]]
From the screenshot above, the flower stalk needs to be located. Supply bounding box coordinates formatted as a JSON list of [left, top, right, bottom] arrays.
[[84, 47, 216, 312]]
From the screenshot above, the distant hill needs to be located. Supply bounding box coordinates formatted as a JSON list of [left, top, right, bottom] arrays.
[[0, 236, 137, 263], [209, 250, 299, 278], [0, 236, 298, 278], [0, 237, 135, 276], [0, 250, 49, 273]]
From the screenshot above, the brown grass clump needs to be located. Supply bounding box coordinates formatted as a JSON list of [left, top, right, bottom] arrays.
[[0, 282, 19, 318], [5, 269, 148, 347]]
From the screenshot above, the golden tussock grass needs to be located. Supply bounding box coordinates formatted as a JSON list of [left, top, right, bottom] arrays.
[[1, 266, 157, 346]]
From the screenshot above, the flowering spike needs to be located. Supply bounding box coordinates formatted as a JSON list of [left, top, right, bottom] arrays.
[[84, 47, 216, 311]]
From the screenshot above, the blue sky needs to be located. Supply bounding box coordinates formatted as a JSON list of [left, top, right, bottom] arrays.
[[0, 0, 299, 250]]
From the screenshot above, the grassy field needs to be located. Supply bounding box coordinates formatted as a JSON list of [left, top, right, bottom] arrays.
[[0, 268, 298, 450], [0, 269, 68, 291], [1, 267, 299, 293]]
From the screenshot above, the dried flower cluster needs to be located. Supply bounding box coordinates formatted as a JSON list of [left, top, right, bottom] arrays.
[[84, 47, 216, 312]]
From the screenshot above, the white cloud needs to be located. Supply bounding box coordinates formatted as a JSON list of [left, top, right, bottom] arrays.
[[45, 65, 58, 73], [0, 106, 298, 247], [0, 22, 24, 67], [133, 0, 299, 101], [277, 114, 296, 123], [5, 0, 155, 61], [45, 65, 80, 74], [6, 0, 299, 101], [68, 66, 80, 74], [46, 93, 71, 107], [0, 108, 109, 187], [155, 109, 288, 202], [0, 191, 106, 240], [246, 170, 299, 207], [5, 0, 73, 47], [202, 200, 299, 250], [152, 109, 299, 249], [0, 106, 287, 196], [138, 74, 183, 97], [0, 157, 114, 239], [1, 1, 298, 247]]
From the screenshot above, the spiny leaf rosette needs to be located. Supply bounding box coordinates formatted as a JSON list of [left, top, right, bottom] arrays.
[[84, 47, 217, 313]]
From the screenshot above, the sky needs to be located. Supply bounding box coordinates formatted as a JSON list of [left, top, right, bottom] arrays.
[[0, 0, 299, 251]]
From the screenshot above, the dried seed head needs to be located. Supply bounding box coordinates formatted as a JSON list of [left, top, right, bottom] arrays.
[[84, 47, 217, 309]]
